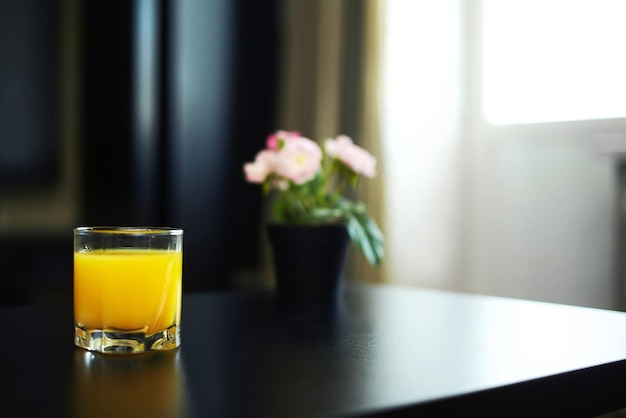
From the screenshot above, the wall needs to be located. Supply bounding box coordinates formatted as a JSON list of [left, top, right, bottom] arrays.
[[464, 121, 623, 310]]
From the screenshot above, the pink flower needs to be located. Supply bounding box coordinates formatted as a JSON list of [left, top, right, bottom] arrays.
[[275, 136, 322, 184], [243, 149, 277, 183], [325, 135, 377, 178], [266, 130, 301, 150]]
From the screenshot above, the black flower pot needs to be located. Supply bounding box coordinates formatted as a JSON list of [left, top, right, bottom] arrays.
[[267, 223, 350, 306]]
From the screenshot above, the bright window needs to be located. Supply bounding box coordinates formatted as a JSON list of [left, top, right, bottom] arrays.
[[482, 0, 626, 125]]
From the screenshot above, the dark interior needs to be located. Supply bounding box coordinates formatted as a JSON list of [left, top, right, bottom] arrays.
[[0, 0, 279, 305]]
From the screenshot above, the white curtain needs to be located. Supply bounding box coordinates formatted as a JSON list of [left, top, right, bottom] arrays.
[[379, 0, 466, 290]]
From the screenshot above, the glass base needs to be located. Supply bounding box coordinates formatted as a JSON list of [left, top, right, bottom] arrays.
[[74, 325, 180, 354]]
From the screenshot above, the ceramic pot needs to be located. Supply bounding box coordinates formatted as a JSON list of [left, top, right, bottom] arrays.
[[267, 223, 350, 306]]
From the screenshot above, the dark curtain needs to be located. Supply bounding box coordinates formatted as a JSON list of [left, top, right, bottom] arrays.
[[0, 0, 59, 188], [0, 0, 63, 306], [81, 0, 279, 291]]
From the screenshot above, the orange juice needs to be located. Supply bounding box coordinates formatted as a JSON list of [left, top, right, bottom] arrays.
[[74, 249, 182, 334]]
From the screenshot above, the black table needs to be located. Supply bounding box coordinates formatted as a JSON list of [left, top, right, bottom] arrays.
[[3, 283, 626, 417]]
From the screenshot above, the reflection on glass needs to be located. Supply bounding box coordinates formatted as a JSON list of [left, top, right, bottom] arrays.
[[70, 349, 191, 418]]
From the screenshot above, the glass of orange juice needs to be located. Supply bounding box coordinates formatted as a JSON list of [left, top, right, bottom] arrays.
[[74, 227, 183, 354]]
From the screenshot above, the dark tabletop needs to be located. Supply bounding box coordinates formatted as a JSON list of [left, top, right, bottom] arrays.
[[3, 283, 626, 417]]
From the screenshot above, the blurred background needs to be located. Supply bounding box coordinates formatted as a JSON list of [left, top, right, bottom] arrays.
[[1, 0, 625, 311]]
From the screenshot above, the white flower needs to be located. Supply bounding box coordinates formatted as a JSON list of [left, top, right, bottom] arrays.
[[274, 137, 322, 184], [243, 150, 277, 183], [325, 135, 377, 178]]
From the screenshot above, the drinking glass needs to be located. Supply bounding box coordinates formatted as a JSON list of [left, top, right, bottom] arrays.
[[74, 227, 183, 354]]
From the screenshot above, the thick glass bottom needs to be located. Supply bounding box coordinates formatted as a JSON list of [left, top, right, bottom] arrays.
[[74, 324, 180, 354]]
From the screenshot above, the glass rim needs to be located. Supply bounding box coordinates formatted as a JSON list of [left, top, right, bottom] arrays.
[[74, 226, 183, 236]]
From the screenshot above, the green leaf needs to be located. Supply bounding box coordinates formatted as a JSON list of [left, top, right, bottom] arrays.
[[347, 215, 377, 267], [359, 211, 385, 243], [361, 215, 385, 262], [343, 208, 384, 268]]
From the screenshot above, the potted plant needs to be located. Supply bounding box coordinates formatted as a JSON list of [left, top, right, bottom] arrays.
[[243, 130, 384, 304]]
